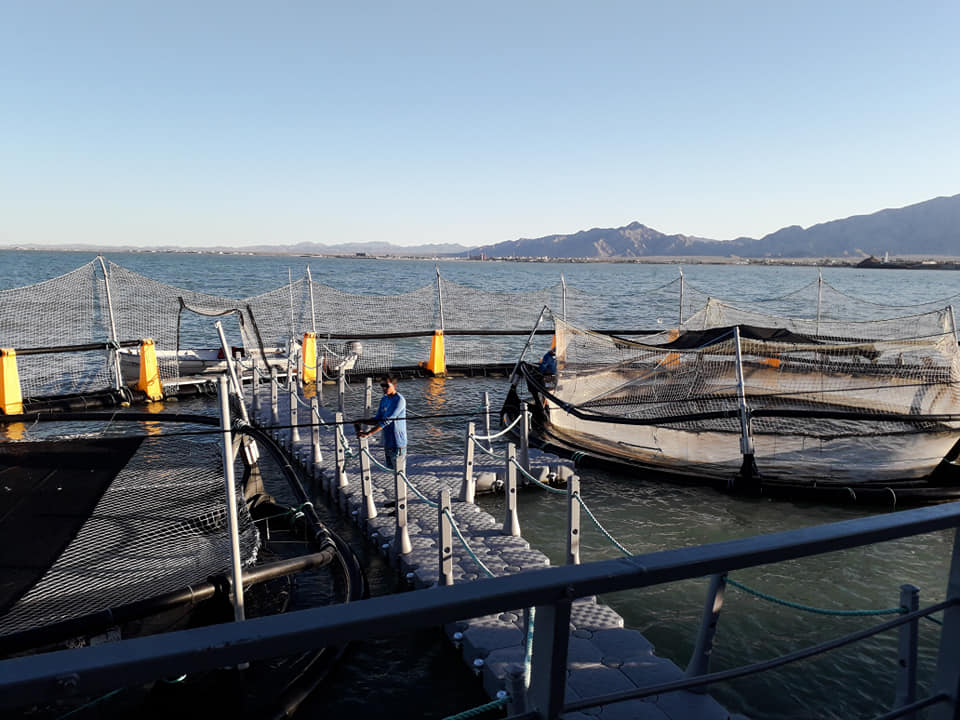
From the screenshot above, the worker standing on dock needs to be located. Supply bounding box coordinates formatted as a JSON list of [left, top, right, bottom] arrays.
[[357, 374, 407, 476]]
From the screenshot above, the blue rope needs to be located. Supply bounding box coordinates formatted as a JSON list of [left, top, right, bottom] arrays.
[[360, 448, 438, 508], [727, 578, 904, 616], [575, 493, 633, 557], [443, 508, 496, 578], [56, 688, 124, 719], [510, 459, 566, 495], [442, 694, 510, 720]]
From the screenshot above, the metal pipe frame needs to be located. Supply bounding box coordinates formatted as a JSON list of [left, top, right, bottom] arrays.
[[4, 504, 960, 716]]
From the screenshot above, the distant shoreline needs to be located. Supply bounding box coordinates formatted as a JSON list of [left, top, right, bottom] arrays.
[[3, 246, 960, 268]]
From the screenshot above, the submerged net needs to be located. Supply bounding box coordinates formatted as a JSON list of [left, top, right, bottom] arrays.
[[0, 433, 258, 637]]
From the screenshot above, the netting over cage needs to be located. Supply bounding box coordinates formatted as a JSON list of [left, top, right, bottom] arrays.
[[0, 433, 258, 637], [543, 313, 960, 482], [0, 262, 113, 398]]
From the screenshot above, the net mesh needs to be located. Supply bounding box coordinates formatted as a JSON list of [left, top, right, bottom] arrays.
[[547, 313, 960, 480], [0, 434, 258, 637]]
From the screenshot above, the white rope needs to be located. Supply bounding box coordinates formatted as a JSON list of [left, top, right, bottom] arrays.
[[472, 413, 522, 441]]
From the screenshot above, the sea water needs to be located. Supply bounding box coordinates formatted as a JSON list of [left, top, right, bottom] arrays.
[[2, 249, 960, 719]]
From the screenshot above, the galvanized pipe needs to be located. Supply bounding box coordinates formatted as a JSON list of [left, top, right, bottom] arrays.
[[217, 376, 246, 623], [459, 421, 476, 503], [896, 584, 919, 718], [685, 573, 728, 682]]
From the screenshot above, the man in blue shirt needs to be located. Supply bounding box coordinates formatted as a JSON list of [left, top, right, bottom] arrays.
[[357, 374, 407, 475], [539, 348, 557, 375]]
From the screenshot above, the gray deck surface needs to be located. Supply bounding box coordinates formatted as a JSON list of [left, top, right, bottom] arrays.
[[253, 388, 744, 720]]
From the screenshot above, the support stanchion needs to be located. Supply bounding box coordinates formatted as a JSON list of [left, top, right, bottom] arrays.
[[519, 406, 531, 473], [566, 475, 580, 565], [438, 487, 453, 586], [251, 357, 261, 418], [217, 376, 245, 623], [289, 383, 300, 444], [684, 573, 727, 684], [334, 411, 347, 497], [504, 444, 520, 536], [459, 422, 476, 503], [483, 391, 492, 452], [338, 368, 346, 415], [896, 584, 920, 717], [365, 377, 373, 417], [359, 436, 377, 522], [310, 397, 323, 473], [270, 367, 279, 425], [394, 466, 412, 555]]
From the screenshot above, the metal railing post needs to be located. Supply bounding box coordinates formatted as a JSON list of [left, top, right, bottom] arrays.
[[504, 444, 520, 537], [685, 573, 728, 684], [438, 487, 453, 586], [270, 367, 279, 425], [931, 528, 960, 720], [365, 377, 373, 417], [459, 421, 476, 503], [96, 256, 124, 391], [896, 584, 920, 718], [526, 600, 572, 719], [483, 391, 492, 452], [678, 267, 685, 325], [310, 397, 323, 471], [520, 405, 531, 473], [289, 384, 300, 445], [334, 412, 347, 498], [394, 466, 412, 555], [338, 368, 346, 415], [251, 358, 261, 418], [566, 475, 581, 565], [359, 435, 377, 522], [217, 376, 245, 623]]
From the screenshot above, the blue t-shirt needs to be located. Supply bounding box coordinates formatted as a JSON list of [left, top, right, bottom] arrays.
[[375, 392, 407, 448], [539, 350, 557, 374]]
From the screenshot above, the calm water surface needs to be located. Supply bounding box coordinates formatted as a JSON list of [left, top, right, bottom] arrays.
[[3, 250, 960, 719]]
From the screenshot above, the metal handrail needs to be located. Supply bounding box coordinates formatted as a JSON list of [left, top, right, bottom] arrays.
[[2, 502, 960, 716]]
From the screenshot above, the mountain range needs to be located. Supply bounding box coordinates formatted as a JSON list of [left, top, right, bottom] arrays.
[[469, 194, 960, 259]]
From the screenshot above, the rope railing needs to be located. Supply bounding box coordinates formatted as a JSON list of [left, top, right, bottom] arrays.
[[440, 694, 510, 720], [726, 579, 905, 617], [508, 457, 565, 495], [473, 413, 522, 441], [359, 447, 439, 509], [442, 507, 496, 579]]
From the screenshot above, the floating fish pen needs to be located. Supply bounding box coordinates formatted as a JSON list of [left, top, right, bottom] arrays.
[[516, 301, 960, 504]]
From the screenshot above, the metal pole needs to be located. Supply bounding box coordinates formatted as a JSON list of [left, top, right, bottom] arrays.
[[483, 391, 492, 452], [504, 444, 520, 536], [520, 405, 531, 474], [678, 267, 685, 326], [896, 584, 919, 718], [289, 382, 300, 445], [685, 573, 727, 683], [338, 368, 346, 415], [288, 268, 295, 342], [334, 412, 348, 496], [311, 396, 323, 470], [270, 367, 279, 425], [252, 358, 261, 419], [817, 268, 823, 333], [365, 377, 373, 417], [931, 528, 960, 720], [509, 306, 547, 386], [561, 273, 567, 321], [950, 305, 959, 347], [459, 422, 476, 503], [733, 327, 754, 458], [436, 264, 445, 332], [217, 376, 246, 623], [359, 435, 377, 522], [306, 266, 317, 333], [216, 321, 258, 465], [438, 488, 453, 586], [566, 475, 581, 565], [95, 256, 124, 391], [394, 466, 412, 555], [526, 600, 572, 720]]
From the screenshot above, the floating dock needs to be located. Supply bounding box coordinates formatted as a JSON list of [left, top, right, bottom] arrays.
[[252, 379, 741, 719]]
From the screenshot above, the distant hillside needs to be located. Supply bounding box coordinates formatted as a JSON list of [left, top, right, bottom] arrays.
[[471, 194, 960, 259]]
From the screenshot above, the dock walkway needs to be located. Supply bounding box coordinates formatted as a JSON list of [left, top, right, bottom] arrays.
[[253, 385, 742, 720]]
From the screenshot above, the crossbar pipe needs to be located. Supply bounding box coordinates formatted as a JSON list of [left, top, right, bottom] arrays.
[[4, 506, 960, 708]]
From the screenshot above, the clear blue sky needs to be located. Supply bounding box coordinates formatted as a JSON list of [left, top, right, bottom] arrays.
[[1, 1, 957, 248]]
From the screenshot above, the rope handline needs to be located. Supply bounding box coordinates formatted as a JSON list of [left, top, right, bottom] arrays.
[[726, 578, 904, 616], [509, 458, 566, 495], [473, 413, 522, 441], [574, 493, 633, 557], [441, 694, 510, 720], [443, 507, 496, 578], [359, 448, 439, 508]]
